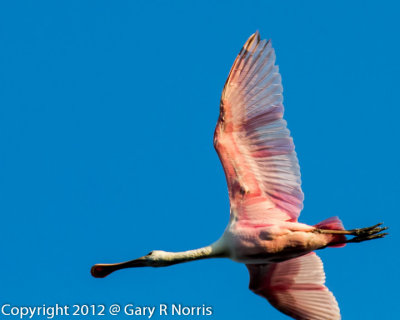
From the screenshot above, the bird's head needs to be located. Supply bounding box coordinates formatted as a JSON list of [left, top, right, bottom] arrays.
[[91, 250, 172, 278], [139, 250, 174, 266]]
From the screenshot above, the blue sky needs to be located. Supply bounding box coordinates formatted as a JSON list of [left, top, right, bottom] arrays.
[[0, 1, 399, 319]]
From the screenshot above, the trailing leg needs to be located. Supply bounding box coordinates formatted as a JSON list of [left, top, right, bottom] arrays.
[[314, 222, 388, 246]]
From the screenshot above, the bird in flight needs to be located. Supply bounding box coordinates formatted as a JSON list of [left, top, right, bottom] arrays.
[[91, 32, 387, 320]]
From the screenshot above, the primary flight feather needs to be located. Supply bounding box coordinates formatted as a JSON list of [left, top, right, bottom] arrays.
[[91, 32, 387, 320]]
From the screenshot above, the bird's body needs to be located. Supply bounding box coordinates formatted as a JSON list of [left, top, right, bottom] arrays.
[[92, 32, 387, 320], [221, 219, 331, 264]]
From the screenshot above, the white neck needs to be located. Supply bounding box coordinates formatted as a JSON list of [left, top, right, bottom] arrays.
[[90, 238, 230, 277], [154, 240, 228, 266]]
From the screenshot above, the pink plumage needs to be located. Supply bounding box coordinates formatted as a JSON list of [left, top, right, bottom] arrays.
[[215, 32, 303, 223], [213, 32, 382, 319], [91, 32, 388, 320], [314, 217, 347, 247], [247, 253, 340, 320]]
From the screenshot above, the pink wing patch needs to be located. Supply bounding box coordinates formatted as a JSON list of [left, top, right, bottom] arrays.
[[214, 32, 303, 222], [246, 252, 340, 320]]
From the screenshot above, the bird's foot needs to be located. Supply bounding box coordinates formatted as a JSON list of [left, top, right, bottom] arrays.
[[346, 223, 388, 243], [314, 222, 388, 244]]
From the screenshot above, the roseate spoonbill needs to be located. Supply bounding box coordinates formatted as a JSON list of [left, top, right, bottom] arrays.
[[91, 32, 387, 320]]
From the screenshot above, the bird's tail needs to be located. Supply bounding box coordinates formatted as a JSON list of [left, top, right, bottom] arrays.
[[314, 216, 346, 248]]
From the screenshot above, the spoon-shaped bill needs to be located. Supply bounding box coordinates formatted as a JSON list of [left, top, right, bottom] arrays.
[[91, 257, 148, 278]]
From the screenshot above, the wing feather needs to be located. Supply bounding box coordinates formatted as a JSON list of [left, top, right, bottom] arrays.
[[246, 252, 341, 320], [214, 31, 303, 222]]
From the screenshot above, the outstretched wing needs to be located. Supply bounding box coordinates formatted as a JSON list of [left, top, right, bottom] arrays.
[[246, 252, 341, 320], [214, 32, 303, 222]]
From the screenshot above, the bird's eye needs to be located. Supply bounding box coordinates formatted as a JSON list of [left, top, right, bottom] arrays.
[[147, 251, 153, 256]]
